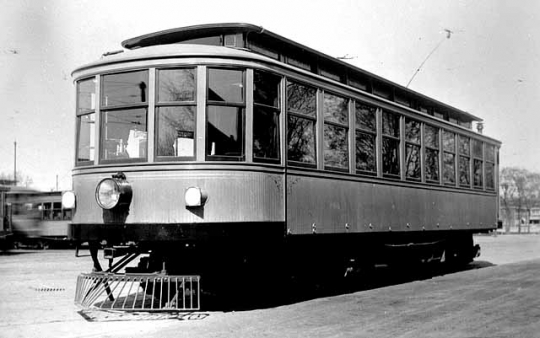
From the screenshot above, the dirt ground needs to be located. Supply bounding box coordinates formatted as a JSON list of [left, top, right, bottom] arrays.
[[0, 233, 539, 338]]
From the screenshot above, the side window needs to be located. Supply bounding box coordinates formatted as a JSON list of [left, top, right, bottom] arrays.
[[42, 202, 52, 220], [323, 93, 349, 170], [206, 68, 245, 160], [382, 111, 400, 177], [459, 135, 471, 187], [473, 139, 483, 188], [287, 81, 317, 165], [355, 102, 377, 175], [52, 202, 62, 220], [100, 70, 149, 162], [485, 144, 496, 190], [442, 131, 456, 186], [156, 68, 197, 160], [405, 118, 421, 180], [62, 208, 73, 221], [253, 70, 281, 162], [76, 78, 96, 165], [424, 125, 440, 182]]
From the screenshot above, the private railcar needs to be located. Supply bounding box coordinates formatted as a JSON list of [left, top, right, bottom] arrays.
[[69, 23, 500, 310]]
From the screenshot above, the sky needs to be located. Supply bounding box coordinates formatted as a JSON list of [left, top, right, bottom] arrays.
[[0, 0, 538, 191]]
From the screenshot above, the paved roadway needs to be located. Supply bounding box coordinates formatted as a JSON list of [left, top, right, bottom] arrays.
[[0, 234, 539, 338]]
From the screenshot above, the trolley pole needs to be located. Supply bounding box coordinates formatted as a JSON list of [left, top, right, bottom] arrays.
[[406, 29, 454, 88]]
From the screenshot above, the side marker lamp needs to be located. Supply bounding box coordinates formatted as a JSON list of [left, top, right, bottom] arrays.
[[185, 187, 208, 208], [95, 173, 132, 210], [61, 191, 76, 209]]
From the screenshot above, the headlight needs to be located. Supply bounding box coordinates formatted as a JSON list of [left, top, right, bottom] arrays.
[[185, 186, 207, 207], [95, 173, 133, 210], [95, 178, 120, 209], [61, 191, 76, 209]]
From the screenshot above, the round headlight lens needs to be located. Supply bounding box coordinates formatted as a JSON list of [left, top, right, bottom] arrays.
[[61, 191, 76, 209], [95, 179, 120, 209]]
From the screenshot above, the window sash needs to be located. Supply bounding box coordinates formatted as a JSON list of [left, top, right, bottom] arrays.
[[77, 78, 96, 116], [324, 124, 349, 170], [443, 152, 456, 185], [356, 131, 377, 174], [287, 115, 316, 165], [405, 143, 421, 180], [100, 108, 148, 163], [206, 106, 245, 160], [76, 113, 96, 164], [253, 105, 280, 162], [382, 137, 400, 177], [101, 70, 149, 108], [355, 102, 377, 132], [473, 159, 483, 188], [425, 148, 440, 182], [459, 156, 471, 187], [156, 106, 196, 159], [157, 68, 196, 103]]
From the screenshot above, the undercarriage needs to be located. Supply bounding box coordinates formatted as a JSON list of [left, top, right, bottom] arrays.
[[74, 231, 480, 311]]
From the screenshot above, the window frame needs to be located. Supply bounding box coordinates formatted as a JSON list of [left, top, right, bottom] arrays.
[[253, 69, 282, 164], [472, 138, 484, 189], [322, 91, 349, 172], [381, 110, 401, 178], [154, 67, 197, 162], [205, 67, 246, 162], [354, 101, 378, 176], [98, 69, 149, 164], [485, 143, 496, 191], [424, 124, 441, 183], [286, 80, 318, 168], [404, 117, 422, 181], [458, 135, 471, 188], [442, 130, 457, 186], [75, 77, 97, 167]]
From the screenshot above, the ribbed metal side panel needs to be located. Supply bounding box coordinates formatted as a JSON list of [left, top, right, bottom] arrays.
[[286, 175, 497, 235], [72, 168, 284, 224]]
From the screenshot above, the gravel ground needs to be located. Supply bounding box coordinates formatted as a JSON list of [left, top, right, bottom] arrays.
[[0, 233, 539, 338]]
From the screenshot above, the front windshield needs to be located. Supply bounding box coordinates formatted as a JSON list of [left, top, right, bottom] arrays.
[[101, 109, 147, 161], [75, 67, 279, 165], [100, 70, 148, 162]]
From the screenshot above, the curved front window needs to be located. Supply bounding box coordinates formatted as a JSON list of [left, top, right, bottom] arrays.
[[100, 70, 149, 163], [76, 78, 96, 165], [101, 108, 147, 161], [253, 70, 281, 162], [206, 68, 245, 161], [156, 68, 196, 160]]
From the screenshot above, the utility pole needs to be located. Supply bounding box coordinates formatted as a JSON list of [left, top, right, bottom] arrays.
[[13, 141, 17, 186]]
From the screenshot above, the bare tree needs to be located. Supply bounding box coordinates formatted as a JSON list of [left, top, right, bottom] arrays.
[[500, 167, 540, 233], [0, 171, 33, 187], [523, 171, 540, 232]]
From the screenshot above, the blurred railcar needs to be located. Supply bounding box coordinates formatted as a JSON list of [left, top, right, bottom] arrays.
[[69, 23, 501, 310], [0, 185, 13, 250], [4, 189, 73, 249]]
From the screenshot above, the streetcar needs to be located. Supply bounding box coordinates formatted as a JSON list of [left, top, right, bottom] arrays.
[[69, 23, 500, 311], [0, 185, 12, 250], [3, 188, 73, 249]]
